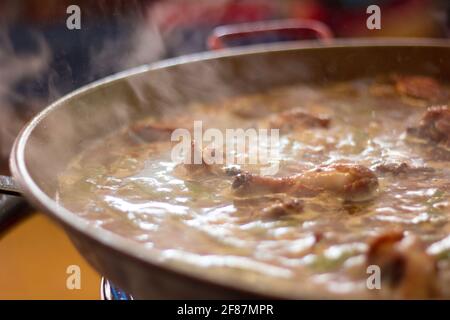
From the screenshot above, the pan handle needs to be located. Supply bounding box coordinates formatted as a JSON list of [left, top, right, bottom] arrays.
[[207, 19, 333, 50], [0, 194, 30, 236], [0, 175, 30, 234], [0, 175, 22, 196]]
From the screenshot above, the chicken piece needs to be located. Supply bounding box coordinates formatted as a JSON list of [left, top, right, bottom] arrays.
[[232, 163, 379, 202], [232, 172, 296, 193], [260, 198, 304, 219], [233, 195, 303, 221], [373, 162, 435, 175], [129, 114, 195, 143], [407, 105, 450, 148], [129, 122, 176, 143], [229, 95, 273, 119], [175, 141, 225, 179], [268, 107, 330, 133], [367, 231, 439, 299], [394, 75, 447, 102], [181, 140, 211, 174], [300, 164, 379, 201], [175, 142, 238, 179], [369, 83, 397, 98], [224, 166, 243, 177]]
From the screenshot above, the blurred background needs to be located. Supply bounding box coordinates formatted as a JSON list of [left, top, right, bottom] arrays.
[[0, 0, 449, 299]]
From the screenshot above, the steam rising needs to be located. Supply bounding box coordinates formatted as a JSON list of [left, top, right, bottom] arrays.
[[0, 0, 276, 176], [0, 4, 167, 173], [0, 30, 51, 161]]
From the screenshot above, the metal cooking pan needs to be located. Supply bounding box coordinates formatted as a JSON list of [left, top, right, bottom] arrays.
[[0, 36, 449, 298]]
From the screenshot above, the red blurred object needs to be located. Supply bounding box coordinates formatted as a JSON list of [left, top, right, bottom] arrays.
[[148, 0, 278, 33], [208, 19, 333, 50]]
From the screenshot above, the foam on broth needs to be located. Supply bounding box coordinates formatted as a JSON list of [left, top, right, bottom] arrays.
[[58, 76, 450, 298]]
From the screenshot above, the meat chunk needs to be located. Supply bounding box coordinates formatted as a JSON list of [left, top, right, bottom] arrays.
[[175, 141, 232, 179], [224, 166, 242, 177], [394, 75, 447, 102], [301, 164, 379, 201], [374, 162, 435, 175], [129, 122, 176, 143], [232, 163, 379, 202], [367, 231, 439, 299], [229, 95, 273, 119], [232, 172, 293, 193], [181, 140, 212, 174], [269, 108, 330, 133], [175, 142, 239, 179], [260, 198, 304, 219], [233, 195, 303, 221], [232, 171, 319, 196], [407, 105, 450, 148]]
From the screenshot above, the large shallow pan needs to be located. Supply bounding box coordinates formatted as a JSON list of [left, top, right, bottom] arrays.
[[1, 39, 449, 299]]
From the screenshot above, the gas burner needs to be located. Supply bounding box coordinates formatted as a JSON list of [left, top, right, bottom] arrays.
[[100, 278, 133, 301]]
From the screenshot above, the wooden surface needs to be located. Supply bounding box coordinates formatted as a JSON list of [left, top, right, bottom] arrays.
[[0, 212, 100, 300]]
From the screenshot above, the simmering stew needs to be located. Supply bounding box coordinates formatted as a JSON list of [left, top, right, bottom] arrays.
[[58, 74, 450, 299]]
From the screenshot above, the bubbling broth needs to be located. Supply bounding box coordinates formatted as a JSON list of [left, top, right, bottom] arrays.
[[58, 75, 450, 299]]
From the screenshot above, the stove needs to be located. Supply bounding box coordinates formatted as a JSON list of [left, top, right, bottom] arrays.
[[101, 278, 133, 301]]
